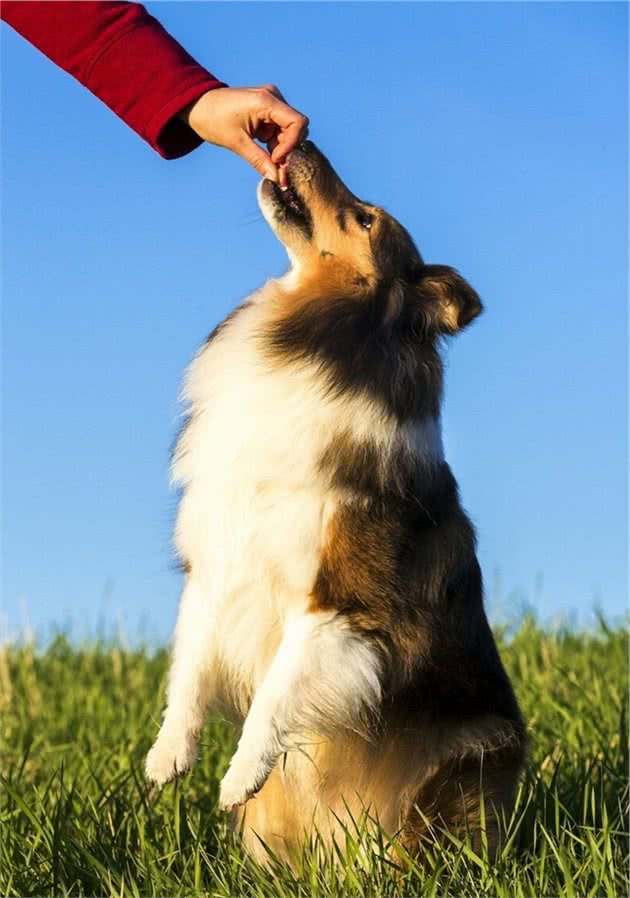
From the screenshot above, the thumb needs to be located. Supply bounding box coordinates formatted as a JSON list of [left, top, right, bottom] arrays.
[[236, 135, 278, 181]]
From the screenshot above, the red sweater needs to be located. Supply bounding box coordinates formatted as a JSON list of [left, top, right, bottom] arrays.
[[1, 1, 227, 159]]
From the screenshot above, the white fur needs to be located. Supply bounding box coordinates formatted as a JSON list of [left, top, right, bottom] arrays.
[[145, 579, 214, 784], [218, 610, 381, 808], [145, 279, 443, 795]]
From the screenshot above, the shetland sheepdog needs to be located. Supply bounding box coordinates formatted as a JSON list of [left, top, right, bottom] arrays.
[[145, 141, 526, 863]]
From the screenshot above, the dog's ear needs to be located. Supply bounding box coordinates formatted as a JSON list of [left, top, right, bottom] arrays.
[[418, 264, 483, 334]]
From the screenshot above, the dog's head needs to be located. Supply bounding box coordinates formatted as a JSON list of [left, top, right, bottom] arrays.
[[258, 141, 482, 336]]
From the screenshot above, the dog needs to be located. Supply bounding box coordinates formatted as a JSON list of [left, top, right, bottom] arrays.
[[145, 141, 526, 864]]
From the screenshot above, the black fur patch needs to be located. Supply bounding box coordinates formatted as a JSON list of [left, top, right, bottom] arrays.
[[312, 461, 523, 727], [266, 291, 443, 420], [319, 430, 426, 499], [373, 215, 424, 284]]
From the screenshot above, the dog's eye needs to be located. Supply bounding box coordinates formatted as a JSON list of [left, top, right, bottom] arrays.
[[355, 211, 373, 230]]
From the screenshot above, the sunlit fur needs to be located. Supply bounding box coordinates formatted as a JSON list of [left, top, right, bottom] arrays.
[[145, 142, 526, 865]]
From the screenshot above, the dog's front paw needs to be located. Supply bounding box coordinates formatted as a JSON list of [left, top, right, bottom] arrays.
[[145, 730, 198, 786], [218, 752, 273, 810]]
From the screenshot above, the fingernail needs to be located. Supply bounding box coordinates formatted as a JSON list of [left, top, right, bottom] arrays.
[[265, 166, 278, 182]]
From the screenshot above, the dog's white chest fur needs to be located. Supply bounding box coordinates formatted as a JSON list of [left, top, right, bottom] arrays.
[[174, 299, 332, 695]]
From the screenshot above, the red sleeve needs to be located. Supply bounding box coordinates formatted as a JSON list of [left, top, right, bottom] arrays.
[[1, 1, 227, 159]]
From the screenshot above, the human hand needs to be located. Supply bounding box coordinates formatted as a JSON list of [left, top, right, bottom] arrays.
[[179, 85, 309, 182]]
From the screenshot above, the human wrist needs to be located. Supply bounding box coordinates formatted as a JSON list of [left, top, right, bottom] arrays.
[[177, 87, 225, 136]]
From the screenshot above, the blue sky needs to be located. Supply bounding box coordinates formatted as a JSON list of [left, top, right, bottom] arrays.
[[2, 1, 627, 642]]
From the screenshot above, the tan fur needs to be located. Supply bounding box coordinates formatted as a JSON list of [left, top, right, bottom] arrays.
[[259, 263, 372, 344], [265, 151, 380, 282], [236, 712, 523, 864]]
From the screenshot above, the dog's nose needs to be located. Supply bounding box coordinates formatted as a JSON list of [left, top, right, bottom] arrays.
[[298, 139, 314, 154]]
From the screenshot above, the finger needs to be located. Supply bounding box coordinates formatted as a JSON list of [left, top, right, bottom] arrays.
[[262, 95, 307, 128], [266, 132, 280, 157], [236, 134, 278, 181], [263, 97, 308, 133], [270, 125, 308, 165], [259, 83, 287, 103], [265, 103, 309, 162]]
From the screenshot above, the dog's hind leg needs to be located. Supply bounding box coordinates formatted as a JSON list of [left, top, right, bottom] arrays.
[[400, 738, 525, 860], [145, 578, 216, 785], [218, 610, 382, 809]]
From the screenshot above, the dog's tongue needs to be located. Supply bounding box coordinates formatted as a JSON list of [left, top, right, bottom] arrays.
[[278, 164, 289, 191]]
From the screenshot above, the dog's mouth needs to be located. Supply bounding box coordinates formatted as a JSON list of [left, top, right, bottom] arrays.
[[259, 147, 315, 240], [269, 173, 310, 226]]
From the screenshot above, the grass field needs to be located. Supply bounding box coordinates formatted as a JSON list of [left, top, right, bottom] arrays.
[[1, 615, 628, 897]]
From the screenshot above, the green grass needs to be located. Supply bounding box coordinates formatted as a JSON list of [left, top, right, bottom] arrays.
[[1, 615, 628, 897]]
